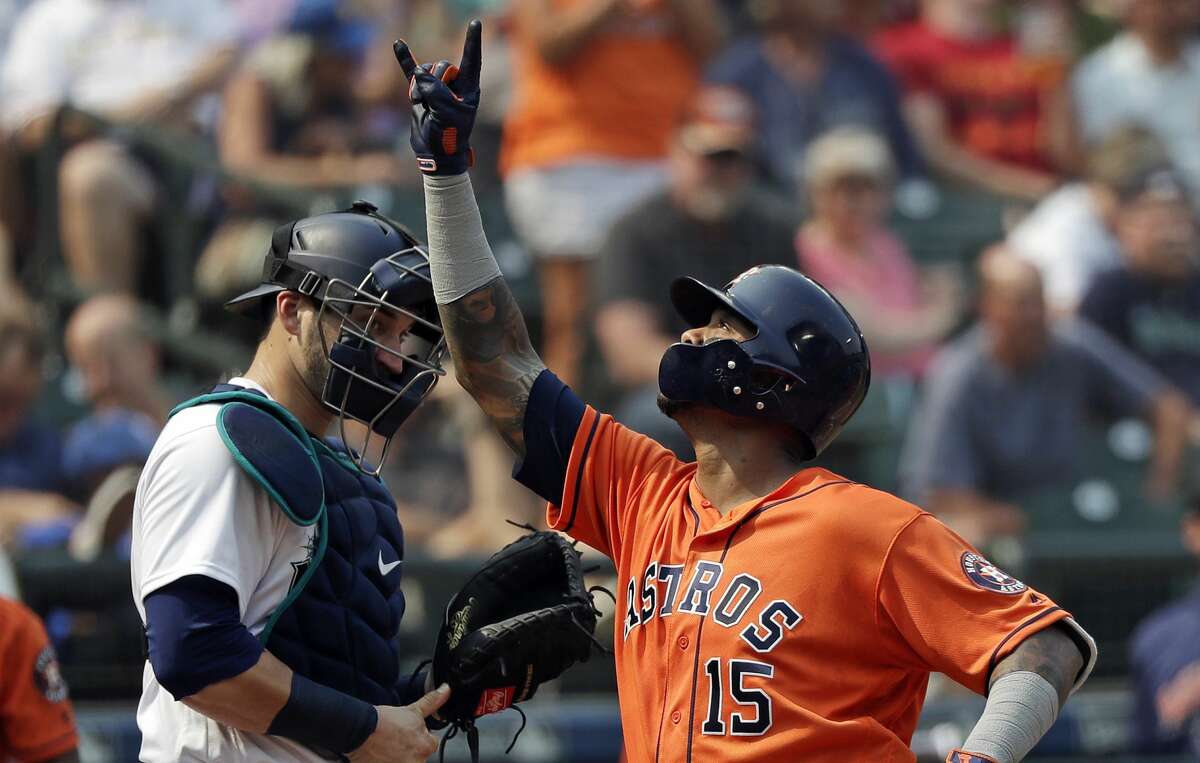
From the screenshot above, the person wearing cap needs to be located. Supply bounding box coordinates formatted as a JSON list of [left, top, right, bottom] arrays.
[[1008, 125, 1173, 315], [1080, 167, 1200, 406], [198, 0, 411, 302], [1130, 494, 1200, 754], [593, 86, 795, 457], [131, 202, 451, 762], [796, 126, 961, 379]]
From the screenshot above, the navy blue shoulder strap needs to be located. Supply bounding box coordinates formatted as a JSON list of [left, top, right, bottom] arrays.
[[170, 384, 324, 526]]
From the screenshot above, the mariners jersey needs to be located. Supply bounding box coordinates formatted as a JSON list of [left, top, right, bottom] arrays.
[[538, 401, 1094, 762]]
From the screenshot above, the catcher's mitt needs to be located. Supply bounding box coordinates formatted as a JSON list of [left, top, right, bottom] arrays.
[[430, 526, 606, 759]]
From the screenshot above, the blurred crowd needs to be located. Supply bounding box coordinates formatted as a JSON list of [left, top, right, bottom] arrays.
[[3, 0, 1200, 755]]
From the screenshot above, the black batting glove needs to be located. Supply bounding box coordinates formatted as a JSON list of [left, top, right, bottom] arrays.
[[393, 20, 482, 176]]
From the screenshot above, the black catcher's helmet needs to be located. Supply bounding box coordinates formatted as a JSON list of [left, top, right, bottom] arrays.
[[227, 200, 446, 472], [658, 265, 870, 459]]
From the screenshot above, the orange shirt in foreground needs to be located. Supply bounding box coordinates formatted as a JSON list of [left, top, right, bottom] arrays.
[[550, 407, 1088, 762], [0, 597, 77, 762], [500, 0, 699, 175]]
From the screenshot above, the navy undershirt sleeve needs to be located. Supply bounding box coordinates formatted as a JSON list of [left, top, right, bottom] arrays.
[[512, 369, 587, 505], [144, 574, 264, 700]]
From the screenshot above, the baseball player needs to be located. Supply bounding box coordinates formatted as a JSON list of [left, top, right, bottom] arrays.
[[0, 596, 78, 763], [396, 22, 1098, 763], [130, 203, 451, 762]]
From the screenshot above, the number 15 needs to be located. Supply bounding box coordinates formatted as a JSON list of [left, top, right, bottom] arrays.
[[702, 657, 774, 736]]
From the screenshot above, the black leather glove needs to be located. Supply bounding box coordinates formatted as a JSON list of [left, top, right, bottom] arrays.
[[393, 20, 482, 176]]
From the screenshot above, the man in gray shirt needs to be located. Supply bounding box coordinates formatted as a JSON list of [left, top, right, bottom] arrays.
[[902, 247, 1192, 546]]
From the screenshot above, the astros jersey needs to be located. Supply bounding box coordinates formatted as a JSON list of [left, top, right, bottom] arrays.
[[0, 596, 77, 762], [521, 378, 1094, 762]]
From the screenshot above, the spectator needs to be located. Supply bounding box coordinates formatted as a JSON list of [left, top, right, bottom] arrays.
[[1008, 124, 1170, 314], [707, 0, 923, 193], [199, 0, 411, 302], [1073, 0, 1200, 208], [901, 247, 1192, 547], [501, 0, 725, 387], [0, 308, 75, 546], [0, 0, 239, 294], [796, 126, 960, 378], [0, 595, 78, 763], [875, 0, 1073, 200], [1079, 167, 1200, 404], [592, 86, 795, 456], [1130, 495, 1200, 755], [63, 294, 170, 425]]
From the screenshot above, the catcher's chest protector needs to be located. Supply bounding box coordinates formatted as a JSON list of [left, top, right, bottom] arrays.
[[171, 387, 407, 706]]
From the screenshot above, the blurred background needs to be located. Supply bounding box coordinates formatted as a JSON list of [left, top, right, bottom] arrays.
[[1, 0, 1200, 759]]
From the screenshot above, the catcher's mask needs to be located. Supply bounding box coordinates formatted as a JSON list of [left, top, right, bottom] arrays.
[[227, 201, 446, 473]]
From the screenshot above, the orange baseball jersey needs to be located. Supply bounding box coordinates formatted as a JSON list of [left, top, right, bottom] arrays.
[[544, 406, 1093, 762], [0, 597, 77, 762], [500, 0, 700, 175]]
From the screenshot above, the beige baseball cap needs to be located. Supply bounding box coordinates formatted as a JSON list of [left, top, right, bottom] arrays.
[[804, 126, 895, 188]]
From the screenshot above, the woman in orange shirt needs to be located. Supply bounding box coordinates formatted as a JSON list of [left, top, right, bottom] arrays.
[[501, 0, 724, 385]]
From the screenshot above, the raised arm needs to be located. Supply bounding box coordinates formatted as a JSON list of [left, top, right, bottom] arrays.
[[438, 275, 545, 455], [395, 22, 547, 457]]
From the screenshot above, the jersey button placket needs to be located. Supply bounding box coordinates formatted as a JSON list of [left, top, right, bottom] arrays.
[[678, 635, 689, 650], [671, 710, 682, 724]]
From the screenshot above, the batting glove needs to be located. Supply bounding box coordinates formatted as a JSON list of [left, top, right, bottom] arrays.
[[945, 751, 1000, 763], [393, 20, 481, 176]]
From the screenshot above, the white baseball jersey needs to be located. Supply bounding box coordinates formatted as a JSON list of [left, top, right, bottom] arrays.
[[130, 377, 321, 762]]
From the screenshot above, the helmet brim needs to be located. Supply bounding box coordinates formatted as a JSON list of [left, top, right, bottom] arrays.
[[670, 276, 754, 330], [225, 283, 287, 314]]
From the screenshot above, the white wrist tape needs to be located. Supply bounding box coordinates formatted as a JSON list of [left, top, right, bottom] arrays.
[[422, 173, 502, 305], [962, 671, 1060, 763]]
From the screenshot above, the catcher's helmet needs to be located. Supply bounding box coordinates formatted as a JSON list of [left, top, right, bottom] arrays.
[[227, 200, 446, 472], [658, 265, 870, 459]]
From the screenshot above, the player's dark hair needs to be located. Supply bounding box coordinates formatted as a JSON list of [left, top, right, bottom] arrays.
[[257, 300, 277, 343]]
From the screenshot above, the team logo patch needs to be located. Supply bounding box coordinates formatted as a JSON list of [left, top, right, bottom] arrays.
[[961, 552, 1027, 595], [475, 686, 515, 716], [33, 645, 69, 702]]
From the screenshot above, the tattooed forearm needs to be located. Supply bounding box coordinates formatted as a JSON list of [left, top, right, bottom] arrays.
[[437, 276, 546, 456], [990, 624, 1085, 707]]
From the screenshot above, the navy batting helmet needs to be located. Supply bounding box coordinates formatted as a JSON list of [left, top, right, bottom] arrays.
[[227, 200, 446, 472], [658, 265, 870, 459]]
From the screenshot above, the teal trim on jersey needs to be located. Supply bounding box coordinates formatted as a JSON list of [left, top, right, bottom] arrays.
[[171, 389, 331, 644], [257, 508, 328, 646]]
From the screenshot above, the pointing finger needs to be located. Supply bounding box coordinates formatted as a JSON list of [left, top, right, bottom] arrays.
[[393, 39, 419, 81], [456, 19, 482, 93], [412, 683, 452, 718]]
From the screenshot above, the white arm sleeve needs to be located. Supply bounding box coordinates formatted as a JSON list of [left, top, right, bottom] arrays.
[[423, 173, 502, 305], [960, 671, 1060, 763]]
